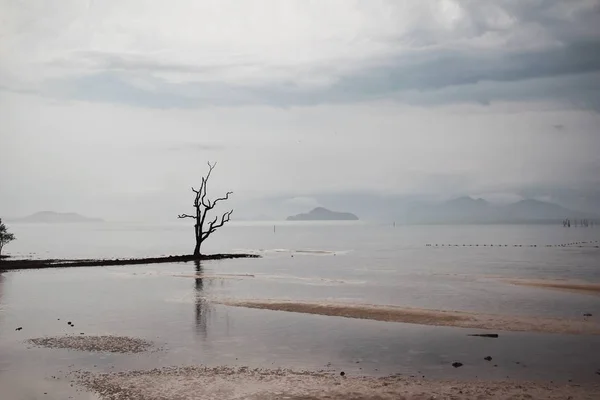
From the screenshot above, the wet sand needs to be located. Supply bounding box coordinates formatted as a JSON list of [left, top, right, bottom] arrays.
[[28, 336, 155, 353], [502, 279, 600, 296], [217, 299, 600, 335], [75, 366, 600, 400]]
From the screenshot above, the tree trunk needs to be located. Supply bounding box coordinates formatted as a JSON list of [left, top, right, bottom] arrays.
[[193, 240, 201, 257], [193, 220, 202, 257]]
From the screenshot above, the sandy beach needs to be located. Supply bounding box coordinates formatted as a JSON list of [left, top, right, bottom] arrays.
[[17, 334, 595, 399], [76, 365, 600, 400], [217, 299, 600, 335]]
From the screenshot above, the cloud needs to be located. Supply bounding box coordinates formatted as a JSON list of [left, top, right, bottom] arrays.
[[2, 89, 600, 219], [2, 1, 600, 109], [2, 1, 600, 220], [165, 143, 228, 152]]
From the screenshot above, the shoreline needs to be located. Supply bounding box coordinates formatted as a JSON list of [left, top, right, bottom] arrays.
[[0, 253, 259, 271], [217, 299, 600, 335]]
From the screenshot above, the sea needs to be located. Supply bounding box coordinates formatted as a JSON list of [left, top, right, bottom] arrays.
[[1, 222, 599, 398]]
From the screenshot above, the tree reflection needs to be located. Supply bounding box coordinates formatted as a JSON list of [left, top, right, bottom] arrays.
[[0, 273, 4, 306], [193, 260, 212, 339], [0, 273, 4, 324]]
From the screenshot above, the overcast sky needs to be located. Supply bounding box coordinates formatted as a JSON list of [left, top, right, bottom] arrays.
[[1, 0, 600, 220]]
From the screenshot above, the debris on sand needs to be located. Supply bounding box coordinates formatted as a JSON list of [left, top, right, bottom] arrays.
[[27, 335, 154, 354]]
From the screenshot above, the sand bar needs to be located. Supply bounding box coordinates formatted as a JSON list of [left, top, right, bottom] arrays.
[[75, 365, 600, 400], [217, 299, 600, 335], [0, 253, 259, 270], [502, 278, 600, 296]]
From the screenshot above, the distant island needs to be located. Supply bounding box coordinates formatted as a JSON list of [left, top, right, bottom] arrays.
[[10, 211, 104, 223], [287, 207, 359, 221]]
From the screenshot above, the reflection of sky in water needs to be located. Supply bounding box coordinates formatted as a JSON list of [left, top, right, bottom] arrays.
[[1, 262, 599, 385], [1, 224, 600, 396]]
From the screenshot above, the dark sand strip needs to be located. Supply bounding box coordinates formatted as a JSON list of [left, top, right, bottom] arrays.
[[75, 366, 600, 400], [217, 299, 600, 335], [502, 279, 600, 296], [0, 253, 259, 270]]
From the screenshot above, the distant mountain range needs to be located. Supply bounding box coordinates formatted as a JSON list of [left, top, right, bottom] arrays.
[[9, 211, 104, 223], [239, 195, 597, 223], [395, 197, 595, 224], [6, 198, 593, 225], [287, 207, 359, 221]]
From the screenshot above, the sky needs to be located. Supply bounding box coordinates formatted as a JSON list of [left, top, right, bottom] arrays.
[[1, 0, 600, 220]]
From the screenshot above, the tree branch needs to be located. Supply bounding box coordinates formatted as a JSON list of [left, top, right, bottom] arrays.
[[177, 213, 195, 219], [202, 210, 233, 240], [211, 191, 233, 209], [200, 162, 216, 208], [206, 215, 218, 232], [200, 178, 209, 208]]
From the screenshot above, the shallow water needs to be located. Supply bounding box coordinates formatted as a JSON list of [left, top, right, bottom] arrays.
[[1, 222, 600, 398]]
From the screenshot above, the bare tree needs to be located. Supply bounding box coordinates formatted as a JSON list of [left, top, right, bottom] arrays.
[[0, 218, 16, 257], [178, 162, 233, 257]]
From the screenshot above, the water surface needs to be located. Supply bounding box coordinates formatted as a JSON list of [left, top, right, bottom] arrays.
[[1, 223, 600, 398]]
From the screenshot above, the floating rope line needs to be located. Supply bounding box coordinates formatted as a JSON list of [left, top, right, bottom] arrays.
[[425, 240, 600, 248]]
